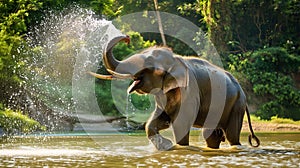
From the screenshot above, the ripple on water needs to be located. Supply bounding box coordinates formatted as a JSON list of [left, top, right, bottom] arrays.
[[0, 147, 299, 167], [1, 133, 300, 167]]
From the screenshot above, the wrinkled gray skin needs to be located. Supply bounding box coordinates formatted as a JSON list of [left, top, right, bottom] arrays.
[[91, 35, 260, 150]]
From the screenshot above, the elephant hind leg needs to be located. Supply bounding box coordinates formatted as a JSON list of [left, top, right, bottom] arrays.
[[225, 104, 245, 146], [203, 128, 225, 149]]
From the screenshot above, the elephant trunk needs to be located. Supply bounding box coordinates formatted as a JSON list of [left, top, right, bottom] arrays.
[[88, 35, 132, 81], [103, 35, 130, 71]]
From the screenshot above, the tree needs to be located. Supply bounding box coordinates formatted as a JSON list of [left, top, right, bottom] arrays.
[[195, 0, 300, 54], [198, 0, 232, 53]]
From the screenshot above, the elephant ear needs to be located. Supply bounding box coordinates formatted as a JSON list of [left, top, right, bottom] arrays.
[[163, 58, 189, 93]]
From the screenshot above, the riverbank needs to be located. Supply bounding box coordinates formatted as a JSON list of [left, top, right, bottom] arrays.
[[132, 113, 300, 132], [242, 121, 300, 132], [242, 116, 300, 132]]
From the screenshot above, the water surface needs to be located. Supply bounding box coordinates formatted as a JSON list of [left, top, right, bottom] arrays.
[[1, 132, 299, 167]]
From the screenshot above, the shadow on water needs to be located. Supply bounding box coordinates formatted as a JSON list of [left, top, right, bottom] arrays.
[[0, 132, 299, 167]]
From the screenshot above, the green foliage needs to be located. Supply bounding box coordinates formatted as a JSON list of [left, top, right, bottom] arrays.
[[90, 0, 122, 18], [228, 47, 300, 120], [270, 116, 300, 125], [250, 47, 300, 74], [95, 80, 119, 116], [196, 0, 300, 54], [40, 0, 122, 19], [244, 114, 300, 125], [0, 109, 45, 136], [0, 0, 43, 105], [130, 94, 152, 111], [113, 31, 156, 60]]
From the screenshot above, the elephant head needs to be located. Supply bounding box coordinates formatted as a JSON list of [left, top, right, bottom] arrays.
[[89, 35, 189, 95]]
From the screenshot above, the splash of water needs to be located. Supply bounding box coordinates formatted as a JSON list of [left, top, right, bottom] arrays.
[[15, 6, 124, 131]]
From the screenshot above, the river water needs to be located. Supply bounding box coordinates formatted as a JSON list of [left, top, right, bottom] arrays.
[[0, 131, 299, 167]]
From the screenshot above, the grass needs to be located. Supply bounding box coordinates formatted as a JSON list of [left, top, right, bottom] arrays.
[[269, 116, 300, 125], [0, 109, 46, 135], [246, 114, 300, 125]]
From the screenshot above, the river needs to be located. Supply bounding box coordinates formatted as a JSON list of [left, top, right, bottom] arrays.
[[0, 131, 299, 167]]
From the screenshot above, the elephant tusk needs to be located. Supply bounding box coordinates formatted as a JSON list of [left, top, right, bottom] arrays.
[[107, 69, 134, 79], [87, 71, 117, 80]]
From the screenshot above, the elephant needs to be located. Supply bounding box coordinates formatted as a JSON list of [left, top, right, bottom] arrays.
[[89, 35, 260, 150]]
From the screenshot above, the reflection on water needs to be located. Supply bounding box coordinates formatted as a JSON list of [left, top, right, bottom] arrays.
[[0, 132, 299, 167]]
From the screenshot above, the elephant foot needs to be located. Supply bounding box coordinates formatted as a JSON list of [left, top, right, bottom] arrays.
[[149, 134, 174, 151], [229, 145, 247, 150]]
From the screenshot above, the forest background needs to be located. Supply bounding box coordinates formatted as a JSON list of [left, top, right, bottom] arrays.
[[0, 0, 299, 133]]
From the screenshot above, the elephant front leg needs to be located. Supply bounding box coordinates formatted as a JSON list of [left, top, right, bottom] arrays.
[[146, 111, 173, 151], [176, 132, 190, 146]]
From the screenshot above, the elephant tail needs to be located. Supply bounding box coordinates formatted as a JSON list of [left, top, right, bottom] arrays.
[[246, 105, 260, 147]]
